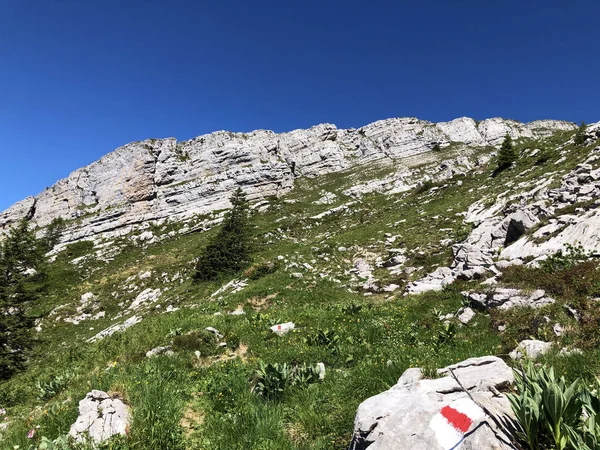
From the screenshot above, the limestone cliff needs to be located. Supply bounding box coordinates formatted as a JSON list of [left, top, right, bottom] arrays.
[[0, 117, 575, 241]]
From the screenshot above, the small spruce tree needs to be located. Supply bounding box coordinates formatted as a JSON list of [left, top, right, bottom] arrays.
[[497, 133, 517, 171], [0, 218, 46, 380], [194, 188, 253, 281], [574, 121, 587, 146]]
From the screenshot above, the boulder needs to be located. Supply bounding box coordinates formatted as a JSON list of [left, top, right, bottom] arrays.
[[349, 356, 516, 450], [458, 307, 475, 324], [406, 267, 455, 294], [452, 244, 493, 270], [509, 340, 552, 360], [69, 390, 129, 444]]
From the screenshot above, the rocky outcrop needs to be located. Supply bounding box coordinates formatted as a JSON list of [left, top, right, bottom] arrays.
[[0, 117, 575, 243], [463, 288, 555, 310], [501, 161, 600, 261], [69, 390, 129, 444], [409, 136, 600, 294], [349, 356, 517, 450]]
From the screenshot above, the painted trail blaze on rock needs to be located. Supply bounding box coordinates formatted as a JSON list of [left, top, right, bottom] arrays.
[[440, 406, 472, 433], [430, 398, 485, 450]]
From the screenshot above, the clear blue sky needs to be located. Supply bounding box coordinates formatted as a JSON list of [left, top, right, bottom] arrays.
[[1, 0, 598, 210]]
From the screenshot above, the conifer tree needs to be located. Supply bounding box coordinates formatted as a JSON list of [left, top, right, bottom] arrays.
[[194, 188, 253, 281], [497, 133, 517, 171], [0, 218, 46, 380], [574, 121, 587, 146]]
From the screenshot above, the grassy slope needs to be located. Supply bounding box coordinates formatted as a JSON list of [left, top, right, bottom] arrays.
[[1, 129, 600, 449]]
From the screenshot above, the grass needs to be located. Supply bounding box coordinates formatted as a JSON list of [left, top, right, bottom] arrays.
[[1, 129, 600, 449]]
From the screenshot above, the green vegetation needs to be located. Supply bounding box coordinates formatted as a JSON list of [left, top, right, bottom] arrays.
[[42, 217, 66, 252], [574, 121, 587, 146], [251, 362, 323, 401], [496, 133, 517, 171], [0, 218, 46, 380], [172, 329, 219, 355], [194, 188, 253, 281], [509, 361, 600, 450]]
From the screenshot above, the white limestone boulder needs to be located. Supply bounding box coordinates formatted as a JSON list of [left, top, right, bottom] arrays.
[[69, 390, 129, 444], [349, 356, 516, 450]]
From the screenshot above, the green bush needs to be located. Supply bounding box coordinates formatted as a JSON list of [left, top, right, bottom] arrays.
[[433, 322, 457, 350], [226, 334, 241, 351], [28, 435, 70, 450], [534, 146, 552, 165], [341, 303, 362, 316], [172, 330, 219, 355]]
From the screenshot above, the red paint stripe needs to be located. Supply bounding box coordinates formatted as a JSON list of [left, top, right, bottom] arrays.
[[440, 406, 472, 433]]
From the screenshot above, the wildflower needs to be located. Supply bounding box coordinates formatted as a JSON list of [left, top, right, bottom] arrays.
[[27, 429, 35, 439], [0, 408, 6, 416]]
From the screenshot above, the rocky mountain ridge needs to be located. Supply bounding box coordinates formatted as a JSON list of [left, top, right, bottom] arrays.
[[0, 117, 575, 242]]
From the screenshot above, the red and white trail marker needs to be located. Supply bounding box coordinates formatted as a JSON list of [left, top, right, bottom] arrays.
[[429, 398, 485, 449]]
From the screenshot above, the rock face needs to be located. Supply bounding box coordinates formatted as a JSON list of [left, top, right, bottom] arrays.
[[69, 390, 129, 444], [349, 356, 516, 450], [0, 117, 575, 242]]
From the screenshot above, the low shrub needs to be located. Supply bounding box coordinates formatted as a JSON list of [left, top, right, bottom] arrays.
[[502, 259, 600, 299], [172, 330, 219, 356]]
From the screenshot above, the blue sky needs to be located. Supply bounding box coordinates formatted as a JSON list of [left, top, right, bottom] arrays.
[[1, 0, 598, 210]]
